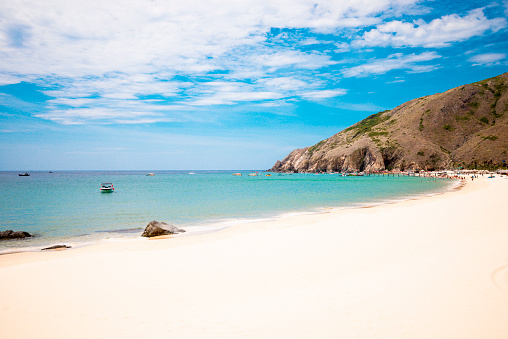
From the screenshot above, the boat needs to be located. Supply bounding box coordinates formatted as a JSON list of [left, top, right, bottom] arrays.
[[18, 172, 30, 176], [232, 173, 242, 176], [188, 172, 196, 175], [146, 173, 155, 176], [100, 182, 114, 192]]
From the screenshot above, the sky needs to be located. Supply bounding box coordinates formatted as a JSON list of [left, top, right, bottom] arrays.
[[1, 0, 508, 170]]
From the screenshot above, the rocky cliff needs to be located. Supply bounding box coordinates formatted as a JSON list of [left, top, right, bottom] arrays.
[[271, 72, 508, 173]]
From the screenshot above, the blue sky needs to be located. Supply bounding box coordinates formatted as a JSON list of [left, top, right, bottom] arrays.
[[1, 0, 507, 170]]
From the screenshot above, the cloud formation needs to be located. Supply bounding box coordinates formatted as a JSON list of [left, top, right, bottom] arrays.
[[468, 53, 506, 66], [0, 1, 506, 124], [355, 8, 507, 48], [342, 52, 442, 78], [300, 89, 348, 100], [1, 0, 415, 80]]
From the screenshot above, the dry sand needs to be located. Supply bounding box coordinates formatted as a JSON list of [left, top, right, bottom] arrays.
[[1, 176, 507, 338]]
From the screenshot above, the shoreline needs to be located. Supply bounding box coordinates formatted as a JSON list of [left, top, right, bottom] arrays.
[[1, 175, 507, 338], [0, 175, 460, 256]]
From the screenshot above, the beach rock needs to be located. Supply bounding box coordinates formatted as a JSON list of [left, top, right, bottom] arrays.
[[0, 230, 32, 240], [42, 244, 72, 250], [141, 220, 185, 238]]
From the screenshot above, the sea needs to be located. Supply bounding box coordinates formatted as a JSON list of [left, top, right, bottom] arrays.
[[0, 170, 456, 252]]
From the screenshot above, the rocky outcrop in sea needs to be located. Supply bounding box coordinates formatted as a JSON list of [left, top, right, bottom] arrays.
[[0, 230, 32, 240]]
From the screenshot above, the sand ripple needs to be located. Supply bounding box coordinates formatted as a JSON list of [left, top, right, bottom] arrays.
[[491, 263, 508, 293]]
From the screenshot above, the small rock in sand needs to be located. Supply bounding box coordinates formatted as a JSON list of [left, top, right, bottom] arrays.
[[42, 245, 72, 250]]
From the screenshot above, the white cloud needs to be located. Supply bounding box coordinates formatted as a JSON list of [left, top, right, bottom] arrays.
[[190, 91, 283, 106], [300, 89, 347, 100], [468, 53, 506, 65], [0, 73, 34, 86], [188, 81, 283, 106], [34, 108, 169, 125], [386, 79, 405, 84], [257, 100, 296, 108], [342, 52, 441, 77], [354, 8, 507, 48], [335, 102, 387, 112], [251, 50, 337, 71], [258, 77, 309, 91]]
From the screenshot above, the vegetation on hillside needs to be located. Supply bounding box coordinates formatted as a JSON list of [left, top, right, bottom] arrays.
[[272, 72, 508, 173]]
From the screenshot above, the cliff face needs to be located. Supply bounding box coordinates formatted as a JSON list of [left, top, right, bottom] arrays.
[[271, 72, 508, 173]]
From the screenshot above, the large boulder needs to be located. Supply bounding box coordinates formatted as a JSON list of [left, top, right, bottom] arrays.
[[0, 230, 32, 240], [141, 220, 185, 238]]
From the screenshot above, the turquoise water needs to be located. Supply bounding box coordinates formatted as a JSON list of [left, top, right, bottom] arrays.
[[0, 171, 455, 251]]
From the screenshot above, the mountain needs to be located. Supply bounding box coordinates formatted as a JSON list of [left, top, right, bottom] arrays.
[[271, 72, 508, 173]]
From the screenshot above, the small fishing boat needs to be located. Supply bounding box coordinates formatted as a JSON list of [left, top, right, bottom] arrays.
[[232, 173, 242, 176], [100, 182, 114, 192], [146, 173, 155, 176], [18, 172, 30, 176]]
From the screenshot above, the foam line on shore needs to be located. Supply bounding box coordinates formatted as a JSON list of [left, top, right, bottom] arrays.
[[0, 176, 460, 256]]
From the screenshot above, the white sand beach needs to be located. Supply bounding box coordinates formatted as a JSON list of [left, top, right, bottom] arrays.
[[1, 176, 507, 338]]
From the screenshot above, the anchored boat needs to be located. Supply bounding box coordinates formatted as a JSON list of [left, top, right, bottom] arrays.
[[100, 182, 114, 193]]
